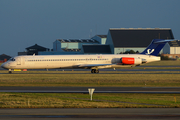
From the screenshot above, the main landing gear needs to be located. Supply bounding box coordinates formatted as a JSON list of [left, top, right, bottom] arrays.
[[91, 69, 99, 73]]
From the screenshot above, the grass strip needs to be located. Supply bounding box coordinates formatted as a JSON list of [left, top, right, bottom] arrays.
[[0, 71, 180, 87], [142, 60, 180, 66], [0, 93, 179, 108]]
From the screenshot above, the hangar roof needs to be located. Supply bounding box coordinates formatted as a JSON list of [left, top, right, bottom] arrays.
[[26, 44, 49, 51], [168, 40, 180, 47], [82, 45, 111, 54], [57, 39, 99, 43], [109, 28, 174, 47], [96, 35, 107, 38], [0, 54, 11, 60]]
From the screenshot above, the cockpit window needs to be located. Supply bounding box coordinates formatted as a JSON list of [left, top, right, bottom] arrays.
[[10, 58, 16, 61]]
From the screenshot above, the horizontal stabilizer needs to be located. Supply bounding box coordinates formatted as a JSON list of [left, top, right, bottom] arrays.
[[154, 39, 177, 44]]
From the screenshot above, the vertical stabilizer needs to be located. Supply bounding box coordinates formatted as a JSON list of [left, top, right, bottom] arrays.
[[140, 39, 175, 56]]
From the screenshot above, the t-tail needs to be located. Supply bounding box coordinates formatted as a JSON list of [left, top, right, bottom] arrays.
[[140, 39, 175, 56]]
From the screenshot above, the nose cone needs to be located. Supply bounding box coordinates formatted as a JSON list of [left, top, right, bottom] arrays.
[[1, 63, 5, 68], [1, 63, 8, 69]]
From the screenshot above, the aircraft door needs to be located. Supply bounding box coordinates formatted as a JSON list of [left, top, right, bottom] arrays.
[[16, 57, 21, 65]]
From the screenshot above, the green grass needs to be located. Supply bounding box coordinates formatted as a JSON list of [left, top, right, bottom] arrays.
[[0, 71, 180, 87], [0, 93, 179, 108], [142, 60, 180, 66]]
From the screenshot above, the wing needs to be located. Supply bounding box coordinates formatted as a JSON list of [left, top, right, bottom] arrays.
[[78, 64, 114, 69], [77, 63, 136, 69]]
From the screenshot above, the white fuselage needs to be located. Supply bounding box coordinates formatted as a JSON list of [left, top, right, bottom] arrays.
[[1, 54, 160, 70]]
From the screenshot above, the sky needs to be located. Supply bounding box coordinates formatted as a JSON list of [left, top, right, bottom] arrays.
[[0, 0, 180, 56]]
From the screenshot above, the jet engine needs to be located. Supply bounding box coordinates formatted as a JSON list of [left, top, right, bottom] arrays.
[[120, 57, 146, 65]]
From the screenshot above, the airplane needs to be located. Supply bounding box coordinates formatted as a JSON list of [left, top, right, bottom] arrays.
[[1, 39, 175, 74]]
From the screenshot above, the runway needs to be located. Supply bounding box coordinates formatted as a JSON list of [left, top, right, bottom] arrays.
[[1, 67, 180, 72], [1, 69, 180, 75], [0, 87, 180, 94], [1, 108, 180, 120]]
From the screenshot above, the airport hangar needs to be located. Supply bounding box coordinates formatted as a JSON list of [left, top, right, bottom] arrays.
[[18, 28, 176, 56], [0, 54, 11, 63]]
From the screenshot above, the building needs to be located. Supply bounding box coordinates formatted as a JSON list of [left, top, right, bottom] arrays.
[[35, 28, 175, 55], [18, 44, 50, 55], [82, 44, 111, 54], [162, 40, 180, 59], [53, 39, 99, 52], [0, 54, 11, 63], [163, 40, 180, 54], [39, 36, 108, 55], [106, 28, 174, 54], [91, 35, 107, 44]]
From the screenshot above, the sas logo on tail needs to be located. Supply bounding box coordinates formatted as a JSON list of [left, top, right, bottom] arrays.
[[146, 49, 154, 55]]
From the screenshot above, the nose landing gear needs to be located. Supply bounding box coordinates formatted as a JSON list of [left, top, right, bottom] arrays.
[[9, 69, 12, 74], [91, 69, 99, 73]]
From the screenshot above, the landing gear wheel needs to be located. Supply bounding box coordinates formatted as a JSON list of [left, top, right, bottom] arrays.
[[95, 69, 99, 73], [91, 69, 99, 73], [9, 71, 12, 74], [91, 69, 95, 73]]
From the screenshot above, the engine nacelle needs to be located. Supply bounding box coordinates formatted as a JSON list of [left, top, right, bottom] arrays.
[[120, 57, 143, 65]]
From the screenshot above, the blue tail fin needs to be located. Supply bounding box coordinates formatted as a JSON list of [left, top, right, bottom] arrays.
[[140, 39, 175, 56]]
